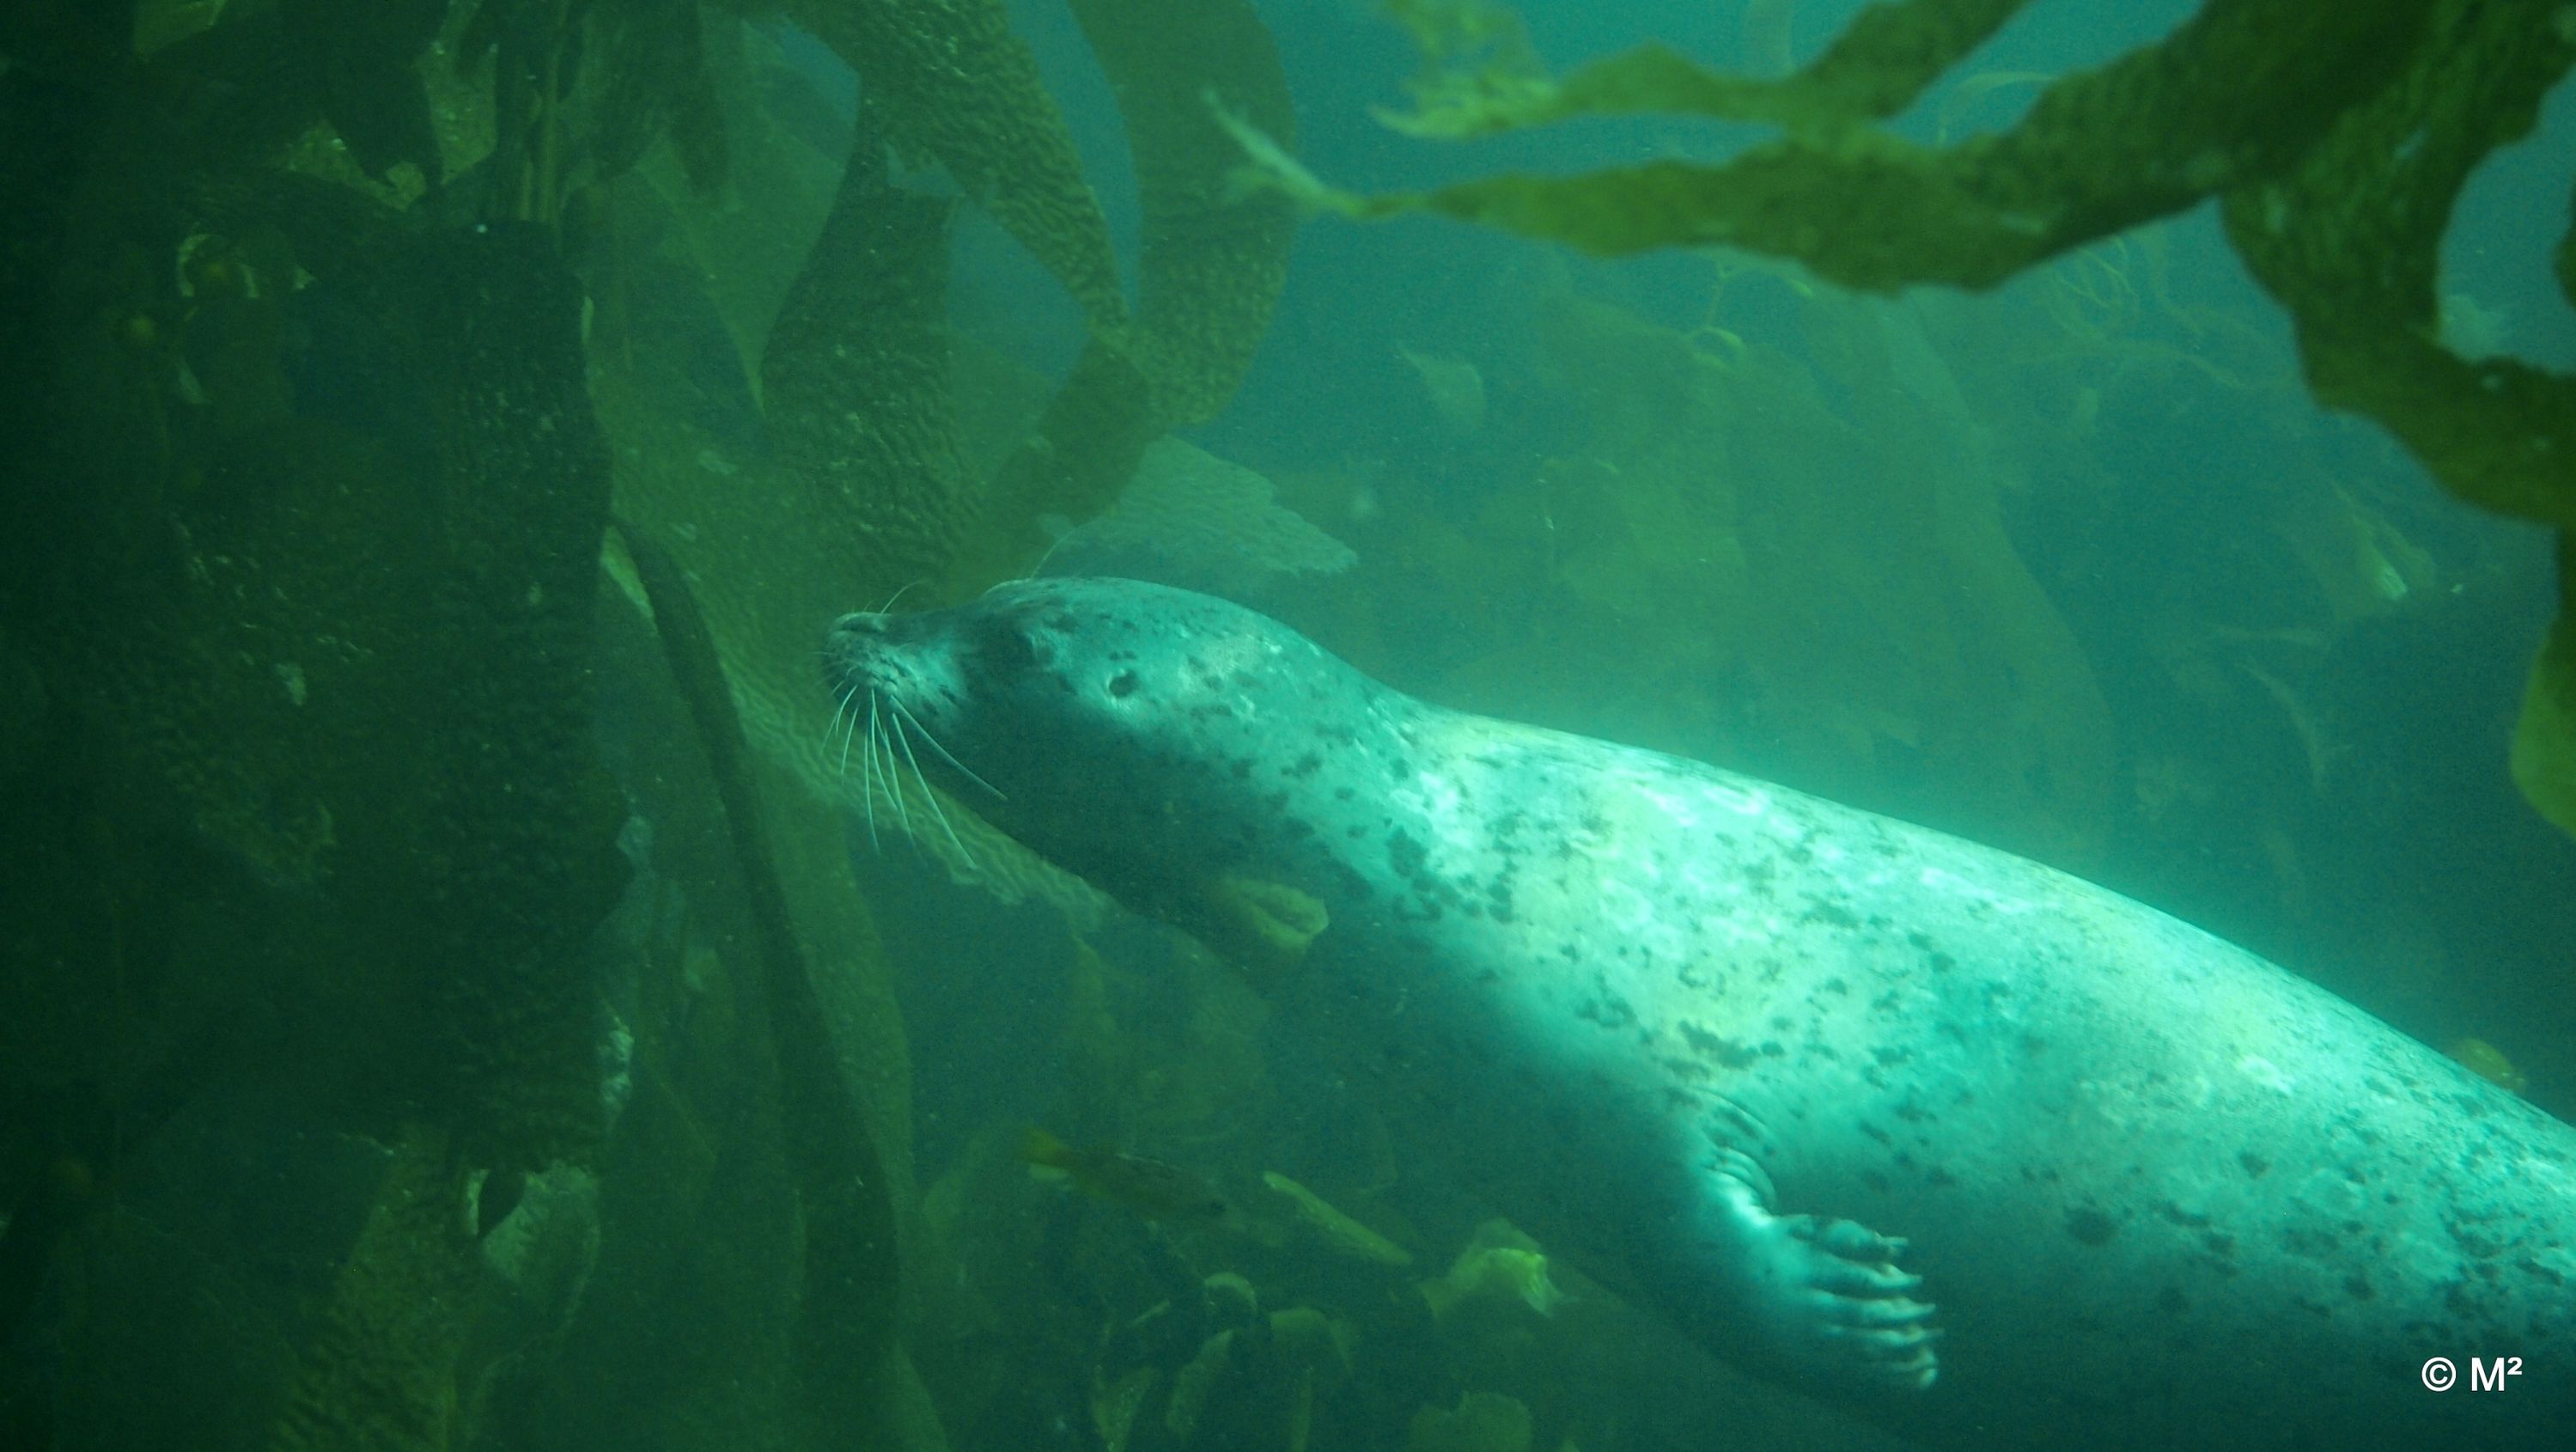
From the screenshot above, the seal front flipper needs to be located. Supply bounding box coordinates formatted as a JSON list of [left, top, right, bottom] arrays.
[[1696, 1148, 1940, 1394]]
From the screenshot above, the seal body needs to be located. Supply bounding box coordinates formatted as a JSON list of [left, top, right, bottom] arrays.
[[826, 578, 2576, 1451]]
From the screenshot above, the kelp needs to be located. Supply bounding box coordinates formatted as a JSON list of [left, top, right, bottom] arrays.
[[1501, 285, 2113, 860], [1047, 437, 1357, 590], [586, 0, 729, 189], [0, 9, 898, 1450], [274, 0, 444, 180], [600, 79, 1098, 922], [779, 0, 1128, 328], [2219, 1, 2576, 532], [594, 44, 1111, 1386], [759, 119, 975, 601], [267, 1131, 480, 1452], [1254, 0, 2576, 834], [946, 339, 1168, 594], [638, 0, 1299, 607], [1253, 0, 2433, 288], [1381, 0, 2033, 137], [2518, 538, 2576, 838], [630, 17, 846, 406], [46, 162, 630, 1169], [2214, 0, 2576, 833], [947, 0, 1299, 595], [4, 154, 626, 1450], [1070, 0, 1297, 424], [612, 520, 906, 1452], [3, 0, 1311, 1443]]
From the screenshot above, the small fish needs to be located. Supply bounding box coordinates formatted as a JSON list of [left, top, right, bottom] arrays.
[[1021, 1128, 1233, 1224]]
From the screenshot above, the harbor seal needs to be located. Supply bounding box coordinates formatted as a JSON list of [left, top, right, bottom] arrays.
[[825, 577, 2575, 1451]]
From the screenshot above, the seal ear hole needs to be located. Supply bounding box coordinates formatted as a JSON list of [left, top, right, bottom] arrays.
[[1108, 670, 1139, 699]]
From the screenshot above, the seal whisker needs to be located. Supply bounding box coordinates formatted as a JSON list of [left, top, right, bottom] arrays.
[[888, 705, 979, 872], [831, 684, 860, 779], [874, 705, 916, 844], [859, 693, 884, 853], [891, 697, 1005, 801], [993, 531, 1073, 592]]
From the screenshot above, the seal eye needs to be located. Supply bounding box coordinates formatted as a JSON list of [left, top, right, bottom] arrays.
[[977, 621, 1044, 677], [1108, 671, 1139, 699]]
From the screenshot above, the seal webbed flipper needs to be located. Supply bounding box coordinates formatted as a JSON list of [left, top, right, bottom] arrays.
[[1702, 1149, 1940, 1394]]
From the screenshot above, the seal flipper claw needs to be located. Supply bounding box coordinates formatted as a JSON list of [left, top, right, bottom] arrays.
[[1713, 1146, 1777, 1205], [1702, 1154, 1941, 1394]]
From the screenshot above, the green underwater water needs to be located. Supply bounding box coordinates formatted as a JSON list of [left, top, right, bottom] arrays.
[[0, 2, 2571, 1450]]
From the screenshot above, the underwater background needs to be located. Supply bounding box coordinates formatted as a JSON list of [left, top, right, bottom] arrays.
[[0, 2, 2571, 1450]]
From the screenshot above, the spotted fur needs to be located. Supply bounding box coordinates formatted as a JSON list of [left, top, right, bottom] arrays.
[[828, 578, 2575, 1451]]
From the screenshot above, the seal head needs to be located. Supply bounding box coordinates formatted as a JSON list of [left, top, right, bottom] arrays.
[[829, 578, 1940, 1398], [825, 577, 1410, 936]]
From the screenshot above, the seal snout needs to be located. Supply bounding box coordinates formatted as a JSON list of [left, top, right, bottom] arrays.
[[822, 613, 898, 692], [826, 611, 892, 644], [825, 612, 893, 662]]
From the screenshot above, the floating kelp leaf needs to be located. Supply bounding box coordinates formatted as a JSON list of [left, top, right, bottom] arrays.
[[1046, 437, 1355, 587], [1241, 0, 2432, 291], [634, 17, 844, 405], [1741, 0, 1796, 75], [2235, 659, 2342, 795], [950, 338, 1166, 593], [1381, 0, 2032, 138], [65, 184, 629, 1162], [2446, 1036, 2530, 1095], [779, 0, 1127, 327], [1398, 345, 1487, 436], [1418, 1220, 1561, 1321], [2220, 0, 2575, 532], [1933, 69, 2055, 143], [1198, 873, 1329, 982], [2269, 485, 2439, 631]]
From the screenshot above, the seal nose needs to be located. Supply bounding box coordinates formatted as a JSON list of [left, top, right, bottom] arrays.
[[824, 614, 894, 685], [827, 612, 891, 647]]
